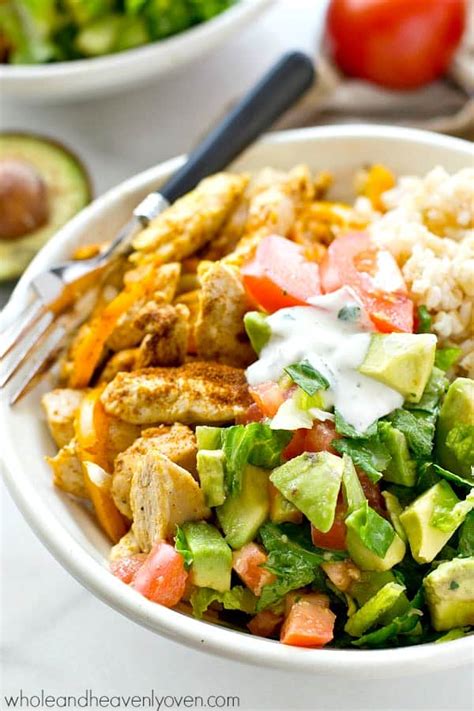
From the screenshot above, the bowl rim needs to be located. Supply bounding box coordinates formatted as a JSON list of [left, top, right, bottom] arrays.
[[2, 124, 473, 675], [0, 0, 271, 79]]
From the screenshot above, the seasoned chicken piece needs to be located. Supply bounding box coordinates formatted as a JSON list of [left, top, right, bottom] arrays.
[[107, 263, 181, 351], [130, 451, 210, 553], [101, 362, 251, 425], [132, 173, 248, 259], [109, 529, 141, 561], [174, 290, 200, 354], [46, 440, 88, 499], [135, 303, 189, 368], [112, 423, 197, 518], [105, 418, 142, 468], [201, 196, 250, 261], [42, 389, 86, 448], [99, 349, 139, 383], [223, 165, 315, 268], [195, 262, 254, 367]]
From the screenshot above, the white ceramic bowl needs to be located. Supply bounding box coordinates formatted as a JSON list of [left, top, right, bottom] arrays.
[[0, 0, 272, 102], [2, 126, 473, 676]]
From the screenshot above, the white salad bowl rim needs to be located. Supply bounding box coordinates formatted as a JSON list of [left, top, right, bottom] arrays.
[[1, 124, 473, 676]]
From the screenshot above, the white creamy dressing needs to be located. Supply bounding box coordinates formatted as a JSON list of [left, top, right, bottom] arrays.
[[246, 287, 404, 433]]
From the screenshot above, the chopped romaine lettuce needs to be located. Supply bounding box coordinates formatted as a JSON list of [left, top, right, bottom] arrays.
[[434, 347, 462, 372], [430, 483, 474, 533], [335, 409, 377, 438], [416, 305, 432, 334], [445, 425, 474, 473], [221, 423, 291, 494], [345, 502, 396, 558], [174, 525, 193, 568], [333, 436, 388, 482], [458, 511, 474, 557], [190, 586, 257, 619], [387, 408, 435, 459]]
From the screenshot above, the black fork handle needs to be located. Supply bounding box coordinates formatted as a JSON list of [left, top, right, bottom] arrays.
[[159, 51, 315, 204]]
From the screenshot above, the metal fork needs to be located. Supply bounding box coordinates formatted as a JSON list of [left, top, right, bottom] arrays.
[[0, 51, 315, 404]]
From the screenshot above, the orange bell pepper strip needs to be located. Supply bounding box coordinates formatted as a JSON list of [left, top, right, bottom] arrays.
[[75, 388, 129, 543], [68, 269, 157, 389]]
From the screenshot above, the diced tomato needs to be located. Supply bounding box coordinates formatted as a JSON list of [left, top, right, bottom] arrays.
[[358, 472, 386, 517], [249, 382, 287, 419], [247, 610, 283, 638], [242, 235, 321, 313], [283, 421, 340, 460], [321, 560, 361, 592], [280, 599, 336, 647], [232, 542, 276, 597], [133, 541, 188, 607], [110, 554, 147, 584], [311, 500, 347, 551], [236, 402, 265, 425], [285, 591, 330, 617], [320, 231, 413, 333]]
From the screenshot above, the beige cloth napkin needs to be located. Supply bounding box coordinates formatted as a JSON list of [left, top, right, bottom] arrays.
[[277, 4, 474, 139]]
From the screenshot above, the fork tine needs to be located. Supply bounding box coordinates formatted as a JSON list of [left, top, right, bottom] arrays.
[[0, 311, 54, 387], [8, 323, 66, 405], [0, 298, 46, 359]]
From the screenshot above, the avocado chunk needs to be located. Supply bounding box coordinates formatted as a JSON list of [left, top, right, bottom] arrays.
[[424, 558, 474, 631], [197, 449, 226, 507], [216, 465, 270, 550], [399, 481, 473, 564], [270, 452, 344, 533], [382, 491, 408, 543], [346, 522, 406, 572], [359, 333, 437, 403], [436, 378, 474, 480], [181, 521, 232, 593], [244, 311, 271, 355], [0, 133, 91, 280], [345, 582, 407, 636], [379, 422, 416, 487], [269, 483, 303, 524], [196, 425, 222, 451]]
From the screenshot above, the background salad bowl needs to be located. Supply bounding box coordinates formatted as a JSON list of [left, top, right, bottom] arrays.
[[0, 0, 273, 102], [1, 125, 473, 676]]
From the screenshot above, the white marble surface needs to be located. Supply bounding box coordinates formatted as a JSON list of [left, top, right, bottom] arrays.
[[1, 2, 473, 708]]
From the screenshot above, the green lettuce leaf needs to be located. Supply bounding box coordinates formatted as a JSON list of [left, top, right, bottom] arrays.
[[433, 464, 474, 489], [387, 409, 435, 459], [430, 481, 474, 533], [335, 410, 378, 438], [345, 502, 396, 558], [405, 367, 448, 414], [352, 590, 424, 648], [174, 526, 193, 568], [333, 437, 389, 482], [416, 305, 432, 334], [434, 347, 462, 372], [284, 360, 330, 396], [190, 586, 257, 619], [221, 423, 291, 493], [257, 522, 345, 611], [458, 511, 474, 557]]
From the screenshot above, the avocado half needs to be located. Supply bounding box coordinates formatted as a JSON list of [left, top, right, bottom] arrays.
[[0, 133, 92, 280]]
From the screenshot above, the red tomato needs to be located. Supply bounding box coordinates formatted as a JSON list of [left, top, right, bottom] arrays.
[[133, 541, 188, 607], [236, 402, 265, 425], [320, 232, 413, 333], [326, 0, 466, 90], [232, 543, 276, 597], [110, 554, 146, 584], [358, 472, 386, 516], [249, 382, 287, 418], [280, 599, 336, 647], [283, 421, 340, 460], [242, 235, 321, 313], [311, 500, 347, 551], [248, 610, 283, 638]]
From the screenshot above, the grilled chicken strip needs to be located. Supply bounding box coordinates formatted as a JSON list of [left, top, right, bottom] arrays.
[[101, 362, 251, 425], [112, 424, 197, 518], [132, 173, 248, 259], [195, 262, 254, 368], [130, 451, 210, 553], [41, 388, 85, 449]]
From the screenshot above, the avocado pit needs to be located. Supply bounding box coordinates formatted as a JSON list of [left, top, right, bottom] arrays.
[[0, 158, 49, 241]]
